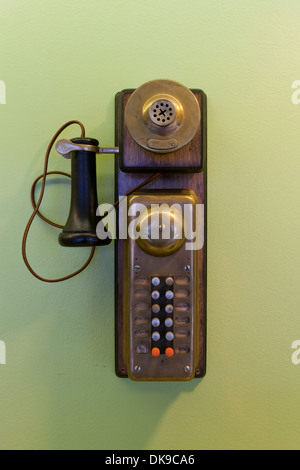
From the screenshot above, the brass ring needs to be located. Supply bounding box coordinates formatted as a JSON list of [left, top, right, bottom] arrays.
[[125, 79, 200, 154]]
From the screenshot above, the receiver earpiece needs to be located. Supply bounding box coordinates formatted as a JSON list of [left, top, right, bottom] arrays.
[[58, 137, 112, 247]]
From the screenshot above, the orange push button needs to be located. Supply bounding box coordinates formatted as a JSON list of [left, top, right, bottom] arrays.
[[165, 347, 174, 357], [152, 347, 160, 357]]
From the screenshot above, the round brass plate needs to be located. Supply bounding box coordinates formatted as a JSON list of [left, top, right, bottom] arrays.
[[125, 79, 200, 154], [136, 205, 186, 257]]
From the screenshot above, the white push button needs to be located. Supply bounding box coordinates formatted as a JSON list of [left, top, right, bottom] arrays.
[[152, 332, 160, 341], [152, 291, 160, 300], [165, 332, 174, 342], [165, 277, 174, 286], [152, 277, 160, 287], [152, 304, 160, 314], [165, 304, 174, 314], [165, 318, 173, 328], [165, 290, 174, 300]]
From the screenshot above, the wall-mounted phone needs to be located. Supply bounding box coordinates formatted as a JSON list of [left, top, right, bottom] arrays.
[[23, 79, 207, 381]]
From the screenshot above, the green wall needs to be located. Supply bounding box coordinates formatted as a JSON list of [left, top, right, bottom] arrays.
[[1, 0, 300, 450]]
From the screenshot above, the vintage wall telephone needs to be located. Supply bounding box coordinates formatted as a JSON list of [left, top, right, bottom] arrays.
[[22, 79, 207, 381]]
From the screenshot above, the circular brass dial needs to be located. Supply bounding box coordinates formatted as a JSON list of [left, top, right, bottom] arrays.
[[136, 205, 186, 257], [125, 79, 200, 154]]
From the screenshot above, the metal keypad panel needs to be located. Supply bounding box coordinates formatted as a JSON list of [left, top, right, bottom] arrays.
[[151, 276, 175, 356], [125, 191, 200, 381]]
